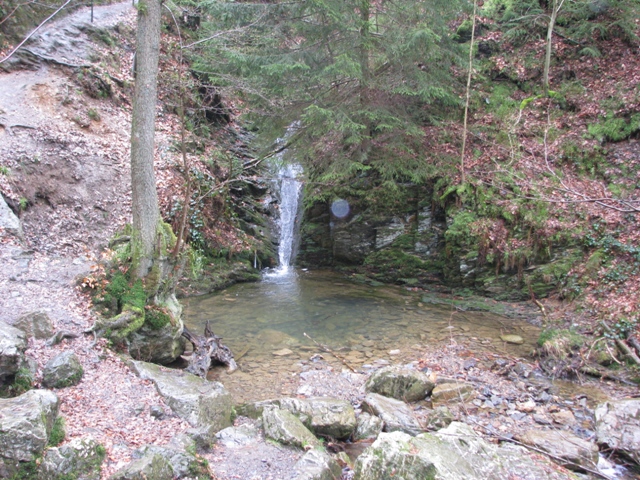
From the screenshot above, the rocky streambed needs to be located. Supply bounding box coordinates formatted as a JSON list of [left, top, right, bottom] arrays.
[[3, 309, 639, 479]]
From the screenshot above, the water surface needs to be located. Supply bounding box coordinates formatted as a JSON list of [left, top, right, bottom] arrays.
[[183, 269, 540, 402]]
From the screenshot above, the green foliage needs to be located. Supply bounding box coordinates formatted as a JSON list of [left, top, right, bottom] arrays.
[[9, 459, 39, 480], [102, 272, 146, 312], [194, 0, 464, 189], [0, 165, 9, 175], [538, 328, 584, 359], [48, 417, 66, 447], [587, 114, 640, 143], [560, 141, 608, 177], [604, 317, 637, 340]]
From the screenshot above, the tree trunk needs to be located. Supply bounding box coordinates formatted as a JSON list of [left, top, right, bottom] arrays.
[[543, 0, 563, 96], [131, 0, 162, 279]]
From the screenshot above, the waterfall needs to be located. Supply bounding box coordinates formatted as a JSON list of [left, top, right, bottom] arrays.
[[274, 163, 303, 273]]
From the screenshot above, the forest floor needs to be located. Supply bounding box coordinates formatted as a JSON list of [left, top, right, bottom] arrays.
[[0, 2, 639, 479]]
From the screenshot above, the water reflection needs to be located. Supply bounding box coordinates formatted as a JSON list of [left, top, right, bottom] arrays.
[[183, 269, 540, 402]]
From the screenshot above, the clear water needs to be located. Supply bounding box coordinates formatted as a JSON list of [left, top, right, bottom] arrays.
[[183, 269, 541, 403]]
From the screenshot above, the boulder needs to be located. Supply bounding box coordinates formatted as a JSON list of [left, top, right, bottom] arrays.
[[423, 406, 454, 430], [39, 436, 105, 480], [332, 217, 375, 264], [293, 449, 342, 480], [430, 382, 475, 404], [365, 365, 435, 402], [262, 406, 320, 449], [595, 399, 640, 465], [109, 453, 174, 480], [0, 194, 22, 238], [129, 361, 233, 435], [128, 295, 185, 365], [516, 429, 599, 471], [237, 397, 356, 440], [14, 310, 54, 340], [0, 390, 59, 476], [354, 422, 576, 480], [353, 412, 383, 440], [42, 350, 84, 388], [134, 444, 197, 479], [361, 393, 423, 436], [0, 320, 27, 383], [215, 423, 260, 448]]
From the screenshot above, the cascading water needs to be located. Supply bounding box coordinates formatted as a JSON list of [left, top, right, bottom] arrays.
[[268, 163, 303, 275]]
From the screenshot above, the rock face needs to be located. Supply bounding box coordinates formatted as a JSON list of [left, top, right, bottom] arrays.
[[129, 361, 233, 434], [516, 429, 599, 471], [0, 320, 27, 383], [0, 389, 59, 476], [0, 194, 22, 238], [109, 453, 174, 480], [595, 399, 640, 465], [42, 350, 84, 388], [354, 422, 576, 480], [14, 310, 54, 340], [365, 365, 435, 402], [262, 406, 320, 449], [293, 449, 342, 480], [332, 217, 376, 264], [39, 436, 105, 480], [361, 393, 423, 436]]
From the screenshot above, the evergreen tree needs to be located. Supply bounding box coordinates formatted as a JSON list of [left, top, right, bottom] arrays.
[[192, 0, 465, 196]]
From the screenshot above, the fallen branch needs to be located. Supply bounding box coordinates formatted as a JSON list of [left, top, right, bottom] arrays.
[[303, 332, 357, 373], [600, 321, 640, 366]]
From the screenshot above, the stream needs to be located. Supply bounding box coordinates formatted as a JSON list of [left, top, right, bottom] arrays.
[[183, 269, 542, 403]]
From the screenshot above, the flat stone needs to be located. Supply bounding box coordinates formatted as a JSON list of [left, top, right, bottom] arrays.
[[273, 348, 294, 356], [431, 383, 475, 404], [595, 399, 640, 465], [293, 449, 342, 480], [500, 335, 524, 345], [365, 365, 435, 403], [262, 406, 319, 449]]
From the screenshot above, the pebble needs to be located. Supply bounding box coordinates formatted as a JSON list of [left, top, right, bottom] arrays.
[[533, 414, 552, 425], [389, 349, 401, 355], [273, 349, 294, 356]]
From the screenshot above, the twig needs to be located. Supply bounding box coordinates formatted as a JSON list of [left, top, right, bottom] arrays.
[[303, 332, 357, 373]]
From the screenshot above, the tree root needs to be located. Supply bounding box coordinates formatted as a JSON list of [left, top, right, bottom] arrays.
[[182, 321, 237, 377], [46, 330, 79, 346]]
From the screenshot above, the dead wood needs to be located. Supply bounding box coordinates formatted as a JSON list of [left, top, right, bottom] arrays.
[[182, 321, 237, 377]]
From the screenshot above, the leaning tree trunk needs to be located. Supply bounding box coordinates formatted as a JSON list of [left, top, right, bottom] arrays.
[[131, 0, 162, 280]]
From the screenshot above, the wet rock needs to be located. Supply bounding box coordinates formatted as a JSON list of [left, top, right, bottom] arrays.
[[513, 362, 533, 378], [500, 334, 524, 345], [0, 320, 27, 383], [39, 436, 105, 480], [273, 348, 294, 356], [109, 453, 174, 480], [14, 310, 54, 340], [292, 449, 342, 480], [42, 350, 84, 388], [354, 412, 383, 440], [332, 218, 375, 264], [0, 390, 59, 476], [365, 365, 435, 402], [361, 393, 423, 436], [262, 406, 319, 449], [595, 399, 640, 465], [129, 360, 233, 435], [431, 382, 475, 404], [354, 422, 575, 480], [215, 423, 260, 448], [516, 429, 599, 471]]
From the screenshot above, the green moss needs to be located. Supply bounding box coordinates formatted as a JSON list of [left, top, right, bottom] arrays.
[[588, 114, 640, 143], [0, 367, 33, 398], [48, 417, 66, 447], [9, 458, 39, 480], [537, 328, 584, 359], [144, 306, 171, 330]]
